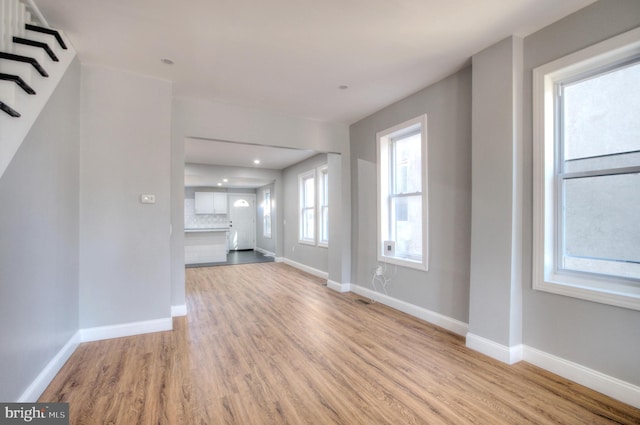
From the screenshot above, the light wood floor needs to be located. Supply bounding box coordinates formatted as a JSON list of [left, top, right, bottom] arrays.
[[41, 262, 639, 424]]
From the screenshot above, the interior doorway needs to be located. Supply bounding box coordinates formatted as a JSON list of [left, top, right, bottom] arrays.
[[228, 193, 256, 250]]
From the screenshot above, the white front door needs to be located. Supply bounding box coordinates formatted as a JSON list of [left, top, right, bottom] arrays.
[[228, 194, 256, 250]]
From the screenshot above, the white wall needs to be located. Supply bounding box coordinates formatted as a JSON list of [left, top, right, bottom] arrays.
[[79, 65, 172, 327], [0, 59, 81, 401]]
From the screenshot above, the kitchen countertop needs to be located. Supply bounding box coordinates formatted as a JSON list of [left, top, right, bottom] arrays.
[[185, 228, 230, 233]]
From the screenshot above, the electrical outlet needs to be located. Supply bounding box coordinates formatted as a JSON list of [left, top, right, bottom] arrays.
[[383, 240, 395, 256]]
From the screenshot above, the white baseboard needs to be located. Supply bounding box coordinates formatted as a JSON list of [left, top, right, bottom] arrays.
[[171, 304, 187, 317], [18, 331, 81, 402], [465, 333, 523, 365], [464, 334, 640, 408], [275, 257, 285, 263], [327, 280, 352, 293], [282, 258, 329, 280], [255, 247, 276, 258], [350, 284, 469, 337], [523, 346, 640, 409], [79, 317, 173, 343], [19, 317, 174, 402]]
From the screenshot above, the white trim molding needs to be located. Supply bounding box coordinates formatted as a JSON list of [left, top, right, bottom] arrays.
[[18, 331, 81, 402], [350, 284, 468, 337], [80, 317, 173, 343], [523, 346, 640, 409], [463, 335, 640, 409], [282, 258, 328, 280], [255, 247, 276, 258], [327, 280, 351, 293], [465, 333, 523, 365], [532, 26, 640, 311], [18, 318, 174, 402], [171, 304, 187, 317]]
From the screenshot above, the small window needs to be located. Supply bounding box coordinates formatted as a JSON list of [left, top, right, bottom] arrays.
[[299, 170, 315, 244], [263, 189, 272, 238], [533, 27, 640, 310], [377, 114, 428, 270], [318, 165, 329, 247]]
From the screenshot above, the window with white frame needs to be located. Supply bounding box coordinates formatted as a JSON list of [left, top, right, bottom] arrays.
[[299, 170, 316, 244], [318, 165, 329, 247], [263, 188, 272, 238], [533, 27, 640, 310], [377, 114, 428, 270]]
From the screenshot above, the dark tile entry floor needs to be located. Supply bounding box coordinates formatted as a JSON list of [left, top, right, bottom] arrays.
[[186, 250, 274, 268]]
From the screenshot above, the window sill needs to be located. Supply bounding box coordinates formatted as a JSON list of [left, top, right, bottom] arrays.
[[534, 272, 640, 311], [378, 255, 428, 272]]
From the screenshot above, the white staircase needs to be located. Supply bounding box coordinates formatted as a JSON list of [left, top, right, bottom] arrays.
[[0, 0, 76, 178]]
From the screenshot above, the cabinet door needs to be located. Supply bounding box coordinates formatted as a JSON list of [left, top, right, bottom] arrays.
[[213, 192, 228, 214], [194, 192, 215, 214]]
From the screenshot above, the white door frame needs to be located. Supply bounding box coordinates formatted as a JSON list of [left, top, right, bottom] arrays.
[[228, 193, 257, 251]]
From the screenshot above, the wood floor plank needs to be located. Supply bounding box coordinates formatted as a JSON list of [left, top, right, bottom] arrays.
[[40, 262, 640, 424]]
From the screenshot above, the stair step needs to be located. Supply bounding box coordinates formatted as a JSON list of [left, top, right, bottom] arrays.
[[12, 36, 58, 62], [0, 56, 33, 85], [0, 72, 35, 94], [0, 99, 20, 117], [0, 51, 48, 77], [25, 24, 67, 50]]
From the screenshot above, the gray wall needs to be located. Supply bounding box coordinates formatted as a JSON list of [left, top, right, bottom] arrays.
[[468, 36, 523, 348], [282, 153, 329, 272], [79, 65, 172, 327], [0, 59, 81, 401], [521, 0, 640, 385], [171, 98, 351, 307], [349, 68, 472, 323], [256, 182, 276, 254]]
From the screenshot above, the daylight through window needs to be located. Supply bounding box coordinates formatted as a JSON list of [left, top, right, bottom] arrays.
[[533, 27, 640, 310], [377, 114, 428, 271]]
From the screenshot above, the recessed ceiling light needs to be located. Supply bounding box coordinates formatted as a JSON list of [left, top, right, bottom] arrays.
[[254, 159, 261, 165], [223, 178, 228, 182], [217, 182, 222, 186], [161, 58, 174, 65]]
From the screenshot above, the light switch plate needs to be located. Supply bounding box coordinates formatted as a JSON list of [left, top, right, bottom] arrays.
[[140, 194, 156, 204]]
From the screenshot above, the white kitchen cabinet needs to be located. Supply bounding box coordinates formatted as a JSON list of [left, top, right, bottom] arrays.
[[213, 192, 227, 214], [184, 229, 229, 264], [194, 192, 215, 214], [194, 192, 227, 214]]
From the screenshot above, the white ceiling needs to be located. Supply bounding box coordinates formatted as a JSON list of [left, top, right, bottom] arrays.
[[184, 138, 316, 169], [34, 0, 595, 125], [34, 0, 596, 188], [184, 138, 318, 189]]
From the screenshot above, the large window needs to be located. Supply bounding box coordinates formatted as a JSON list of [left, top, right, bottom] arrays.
[[299, 170, 316, 244], [533, 27, 640, 310], [377, 114, 428, 270], [298, 165, 329, 246], [318, 165, 329, 247], [263, 188, 272, 238]]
